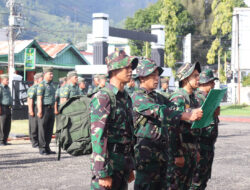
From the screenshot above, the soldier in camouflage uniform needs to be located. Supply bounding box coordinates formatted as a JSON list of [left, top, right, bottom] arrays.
[[90, 50, 138, 190], [131, 59, 203, 190], [60, 71, 79, 104], [124, 76, 136, 97], [190, 69, 220, 190], [37, 67, 56, 155], [54, 77, 67, 115], [87, 74, 101, 95], [167, 62, 203, 189], [0, 74, 12, 146], [27, 72, 43, 148], [158, 77, 173, 99], [88, 75, 107, 96], [78, 77, 87, 95]]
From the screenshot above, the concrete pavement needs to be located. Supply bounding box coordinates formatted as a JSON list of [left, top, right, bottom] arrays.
[[1, 121, 250, 190]]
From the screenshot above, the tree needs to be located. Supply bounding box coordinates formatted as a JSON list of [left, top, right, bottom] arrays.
[[125, 1, 162, 56], [125, 0, 194, 69], [207, 0, 246, 66], [179, 0, 214, 65]]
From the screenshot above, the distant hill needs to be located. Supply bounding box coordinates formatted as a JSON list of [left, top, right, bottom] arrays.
[[0, 0, 157, 49]]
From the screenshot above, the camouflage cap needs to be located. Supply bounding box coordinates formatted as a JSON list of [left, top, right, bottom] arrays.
[[34, 72, 43, 80], [161, 77, 169, 83], [67, 71, 78, 78], [105, 50, 138, 72], [135, 58, 163, 78], [176, 62, 201, 82], [0, 74, 9, 79], [199, 69, 218, 84], [43, 67, 53, 73], [78, 77, 85, 83]]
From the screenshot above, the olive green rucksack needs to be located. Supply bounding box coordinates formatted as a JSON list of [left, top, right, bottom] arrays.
[[56, 87, 116, 160]]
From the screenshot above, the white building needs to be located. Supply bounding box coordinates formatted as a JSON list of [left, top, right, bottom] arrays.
[[85, 33, 131, 65], [230, 7, 250, 104]]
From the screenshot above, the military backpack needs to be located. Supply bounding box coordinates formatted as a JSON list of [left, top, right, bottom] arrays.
[[56, 87, 116, 160]]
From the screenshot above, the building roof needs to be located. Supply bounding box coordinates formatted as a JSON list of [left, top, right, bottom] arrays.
[[80, 51, 93, 56], [0, 40, 34, 55], [39, 42, 69, 58]]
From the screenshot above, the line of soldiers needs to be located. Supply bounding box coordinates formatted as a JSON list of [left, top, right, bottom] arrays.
[[90, 50, 220, 190], [27, 68, 92, 155]]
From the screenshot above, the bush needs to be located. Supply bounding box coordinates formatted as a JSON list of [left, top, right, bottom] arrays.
[[242, 74, 250, 87]]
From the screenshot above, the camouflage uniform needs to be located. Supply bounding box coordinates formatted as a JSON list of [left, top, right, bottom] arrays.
[[191, 69, 219, 190], [131, 59, 182, 190], [159, 88, 173, 99], [166, 62, 201, 190], [124, 86, 135, 97], [90, 50, 138, 190], [158, 78, 172, 99]]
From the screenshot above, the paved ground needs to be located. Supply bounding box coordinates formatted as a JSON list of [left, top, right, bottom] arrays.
[[0, 121, 250, 190]]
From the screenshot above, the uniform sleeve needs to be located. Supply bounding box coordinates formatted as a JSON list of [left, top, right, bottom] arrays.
[[168, 94, 187, 157], [60, 87, 70, 98], [90, 91, 112, 178], [55, 89, 60, 102], [28, 86, 36, 99], [132, 93, 182, 126], [36, 83, 45, 96]]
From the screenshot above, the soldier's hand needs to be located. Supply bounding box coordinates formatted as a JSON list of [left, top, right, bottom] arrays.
[[214, 106, 220, 118], [197, 152, 200, 163], [99, 176, 112, 189], [29, 111, 35, 117], [54, 110, 59, 115], [128, 170, 135, 183], [190, 108, 203, 121], [174, 156, 185, 167], [37, 111, 43, 118]]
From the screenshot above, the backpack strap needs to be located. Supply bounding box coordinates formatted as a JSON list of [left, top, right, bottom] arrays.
[[100, 87, 116, 120]]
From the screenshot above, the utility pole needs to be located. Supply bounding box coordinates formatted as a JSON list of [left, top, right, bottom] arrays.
[[7, 0, 15, 75], [6, 0, 22, 95], [236, 13, 240, 104]]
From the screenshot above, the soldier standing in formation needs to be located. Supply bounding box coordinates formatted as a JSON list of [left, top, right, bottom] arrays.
[[54, 77, 67, 115], [87, 74, 100, 95], [0, 74, 12, 146], [37, 67, 56, 155], [124, 76, 136, 97], [90, 50, 138, 190], [167, 62, 202, 189], [78, 77, 87, 95], [27, 72, 43, 148], [159, 77, 172, 99], [60, 71, 79, 104], [131, 59, 203, 190], [191, 69, 220, 190]]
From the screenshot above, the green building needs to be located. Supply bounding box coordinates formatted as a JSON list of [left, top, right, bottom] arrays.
[[0, 40, 89, 81]]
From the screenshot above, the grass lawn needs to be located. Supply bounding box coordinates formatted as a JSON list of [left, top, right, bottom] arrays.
[[10, 120, 56, 135], [220, 104, 250, 116], [11, 120, 29, 135]]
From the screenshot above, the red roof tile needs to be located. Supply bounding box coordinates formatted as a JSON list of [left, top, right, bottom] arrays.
[[39, 42, 69, 58], [80, 51, 93, 56], [0, 40, 33, 55]]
